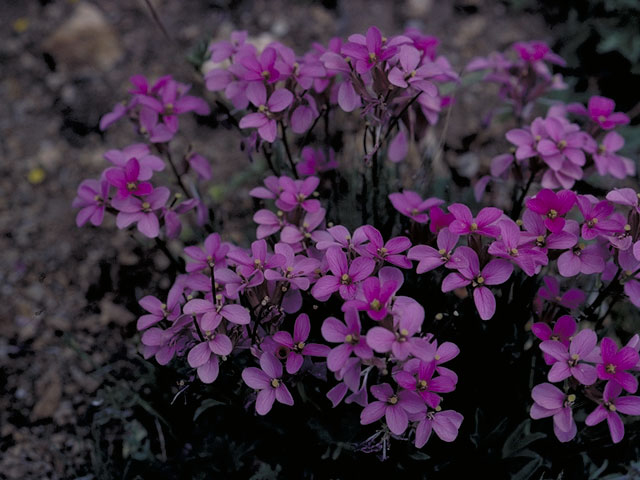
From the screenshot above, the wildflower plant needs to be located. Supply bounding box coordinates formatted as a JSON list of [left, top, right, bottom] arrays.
[[75, 25, 639, 474]]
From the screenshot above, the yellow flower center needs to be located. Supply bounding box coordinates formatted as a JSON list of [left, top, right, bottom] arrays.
[[606, 363, 616, 374], [270, 378, 280, 388], [548, 209, 558, 219], [340, 273, 351, 284], [470, 222, 478, 231], [388, 395, 398, 405], [370, 299, 382, 311]]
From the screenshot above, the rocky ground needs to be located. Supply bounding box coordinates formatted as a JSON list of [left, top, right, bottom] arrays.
[[0, 1, 553, 478]]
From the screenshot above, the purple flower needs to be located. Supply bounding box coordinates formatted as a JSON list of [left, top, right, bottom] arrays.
[[184, 233, 230, 272], [105, 158, 153, 199], [296, 147, 337, 177], [362, 225, 412, 268], [584, 96, 630, 130], [321, 309, 373, 372], [535, 276, 585, 310], [413, 409, 464, 448], [238, 83, 293, 142], [104, 144, 165, 181], [343, 267, 404, 320], [597, 338, 640, 393], [576, 195, 617, 240], [238, 47, 280, 83], [311, 247, 375, 301], [253, 209, 286, 239], [276, 176, 321, 213], [388, 191, 444, 224], [227, 239, 286, 277], [557, 242, 606, 278], [264, 243, 320, 291], [520, 209, 578, 253], [183, 296, 250, 330], [73, 179, 110, 227], [137, 294, 181, 330], [447, 204, 503, 238], [407, 228, 459, 273], [441, 246, 513, 320], [529, 383, 577, 442], [619, 248, 640, 308], [272, 313, 330, 374], [360, 383, 426, 435], [341, 26, 398, 74], [242, 353, 294, 415], [395, 360, 456, 408], [536, 117, 587, 170], [187, 329, 233, 383], [525, 189, 576, 233], [366, 301, 426, 360], [488, 219, 547, 276], [388, 45, 439, 95], [592, 132, 634, 179], [531, 315, 577, 365], [540, 329, 600, 385], [585, 381, 640, 444], [111, 187, 170, 238], [280, 208, 326, 246]]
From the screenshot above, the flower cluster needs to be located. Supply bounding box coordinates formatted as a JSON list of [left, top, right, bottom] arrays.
[[73, 26, 639, 458]]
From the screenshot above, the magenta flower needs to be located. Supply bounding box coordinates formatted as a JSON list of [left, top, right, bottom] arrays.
[[388, 190, 444, 224], [536, 116, 587, 168], [187, 329, 233, 383], [576, 196, 617, 240], [272, 313, 330, 374], [183, 296, 250, 330], [441, 246, 513, 320], [360, 383, 426, 435], [593, 132, 635, 179], [619, 248, 640, 308], [140, 318, 189, 366], [311, 246, 375, 301], [428, 206, 454, 233], [540, 329, 600, 385], [520, 210, 578, 253], [184, 233, 230, 272], [315, 225, 369, 253], [227, 239, 285, 277], [585, 96, 630, 130], [585, 381, 640, 444], [253, 209, 286, 239], [343, 267, 404, 320], [238, 83, 293, 142], [388, 45, 439, 95], [447, 204, 503, 238], [408, 228, 459, 273], [280, 208, 326, 245], [242, 352, 294, 415], [137, 294, 181, 330], [529, 383, 577, 442], [238, 47, 280, 83], [557, 242, 606, 278], [366, 308, 426, 359], [321, 309, 373, 372], [209, 30, 249, 62], [276, 176, 321, 213], [73, 178, 110, 227], [505, 118, 547, 161], [597, 338, 639, 393], [525, 189, 576, 233], [488, 219, 547, 276], [535, 276, 585, 310], [513, 41, 565, 66], [414, 409, 464, 448], [111, 187, 170, 238], [531, 315, 577, 365], [296, 147, 337, 177], [362, 226, 412, 268], [104, 144, 164, 181], [105, 158, 153, 199], [395, 360, 456, 408], [341, 26, 398, 74]]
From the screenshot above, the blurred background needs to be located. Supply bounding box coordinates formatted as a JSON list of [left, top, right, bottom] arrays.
[[1, 0, 639, 478]]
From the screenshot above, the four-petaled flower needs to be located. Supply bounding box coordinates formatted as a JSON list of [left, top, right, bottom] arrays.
[[242, 353, 294, 415]]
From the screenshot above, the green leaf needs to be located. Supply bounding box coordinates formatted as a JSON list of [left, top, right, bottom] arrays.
[[193, 398, 226, 421]]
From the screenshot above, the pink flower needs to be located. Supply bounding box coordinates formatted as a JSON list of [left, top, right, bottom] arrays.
[[280, 208, 326, 246], [137, 294, 181, 330], [413, 409, 463, 447], [532, 315, 577, 365], [238, 83, 293, 142], [592, 132, 634, 179], [488, 219, 548, 276], [529, 383, 577, 442], [585, 381, 640, 443], [227, 239, 286, 277], [520, 210, 578, 253], [105, 158, 153, 199], [311, 246, 375, 301], [276, 176, 321, 213], [184, 233, 230, 272], [586, 96, 630, 130], [362, 226, 412, 268], [395, 359, 456, 408], [296, 147, 337, 177], [343, 267, 404, 320], [73, 179, 110, 227], [428, 206, 454, 233], [557, 242, 606, 278], [597, 338, 640, 393], [525, 189, 576, 233], [104, 144, 164, 181], [576, 195, 617, 240], [253, 209, 286, 239], [321, 309, 373, 372], [407, 228, 459, 273], [388, 45, 439, 95], [447, 204, 503, 238], [536, 117, 587, 169], [341, 26, 398, 74], [264, 243, 320, 291], [535, 276, 585, 310], [187, 329, 233, 384], [272, 313, 330, 374], [111, 187, 170, 238], [360, 383, 426, 435], [366, 301, 426, 360], [183, 296, 250, 330], [540, 329, 600, 385], [388, 190, 444, 224], [238, 47, 280, 83], [441, 246, 513, 320], [242, 353, 294, 415], [619, 248, 640, 308]]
